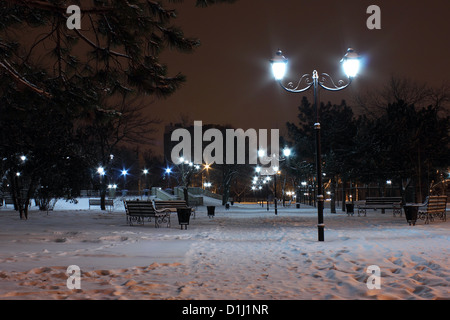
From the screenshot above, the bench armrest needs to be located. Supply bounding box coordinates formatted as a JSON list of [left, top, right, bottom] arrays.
[[154, 208, 172, 214]]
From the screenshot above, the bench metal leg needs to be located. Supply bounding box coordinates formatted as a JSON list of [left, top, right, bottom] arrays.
[[127, 215, 145, 226], [425, 213, 430, 224], [127, 215, 134, 226], [155, 214, 170, 228]]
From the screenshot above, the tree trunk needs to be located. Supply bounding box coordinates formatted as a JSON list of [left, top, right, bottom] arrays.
[[398, 178, 413, 204], [10, 173, 36, 220], [100, 188, 106, 211], [222, 174, 232, 205], [330, 176, 336, 213], [221, 166, 235, 205], [222, 187, 230, 206]]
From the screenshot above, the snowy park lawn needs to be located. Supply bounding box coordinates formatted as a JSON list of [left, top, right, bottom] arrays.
[[0, 197, 448, 300]]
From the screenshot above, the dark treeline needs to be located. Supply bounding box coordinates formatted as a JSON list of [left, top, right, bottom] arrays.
[[285, 77, 450, 210], [0, 0, 235, 218]]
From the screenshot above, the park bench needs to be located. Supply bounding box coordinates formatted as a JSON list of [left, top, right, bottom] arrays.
[[89, 198, 114, 210], [417, 195, 447, 224], [124, 200, 171, 227], [356, 197, 402, 216], [153, 200, 195, 218]]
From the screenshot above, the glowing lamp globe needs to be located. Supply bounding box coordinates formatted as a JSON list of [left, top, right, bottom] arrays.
[[270, 49, 288, 80], [341, 48, 361, 78]]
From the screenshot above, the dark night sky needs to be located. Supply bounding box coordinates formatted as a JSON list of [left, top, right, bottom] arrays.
[[151, 0, 450, 153]]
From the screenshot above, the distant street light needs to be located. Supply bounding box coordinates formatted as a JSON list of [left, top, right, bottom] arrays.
[[165, 167, 172, 188], [273, 167, 281, 215], [121, 169, 128, 190], [264, 149, 290, 215], [97, 166, 105, 176], [204, 182, 212, 188], [108, 183, 117, 198], [283, 148, 291, 157], [202, 163, 211, 189], [96, 166, 106, 199], [142, 169, 149, 197], [271, 48, 361, 241]]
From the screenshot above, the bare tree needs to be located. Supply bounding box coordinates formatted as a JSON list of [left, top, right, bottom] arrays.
[[83, 96, 160, 209], [353, 75, 444, 115]]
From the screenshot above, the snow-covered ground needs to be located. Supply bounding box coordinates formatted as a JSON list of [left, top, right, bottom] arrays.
[[0, 197, 448, 300]]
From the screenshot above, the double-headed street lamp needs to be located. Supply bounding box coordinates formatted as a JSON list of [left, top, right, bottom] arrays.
[[270, 48, 361, 241]]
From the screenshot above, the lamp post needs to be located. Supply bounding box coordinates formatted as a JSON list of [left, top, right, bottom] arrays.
[[121, 169, 128, 197], [121, 169, 128, 185], [273, 166, 281, 215], [165, 167, 172, 189], [258, 148, 291, 215], [270, 48, 361, 241], [143, 169, 149, 198], [97, 166, 105, 191], [254, 166, 262, 206], [281, 147, 291, 208], [264, 176, 271, 211]]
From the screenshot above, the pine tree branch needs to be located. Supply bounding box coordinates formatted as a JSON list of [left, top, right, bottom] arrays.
[[0, 58, 52, 97], [4, 0, 114, 14], [72, 28, 132, 60], [24, 23, 58, 63]]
